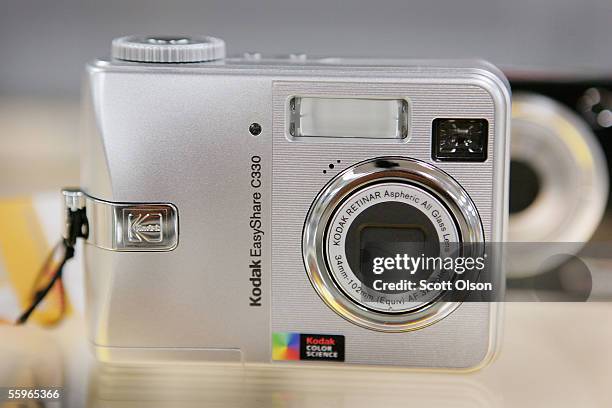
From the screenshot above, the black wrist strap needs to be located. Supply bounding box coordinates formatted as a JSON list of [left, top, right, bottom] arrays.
[[16, 241, 74, 324], [15, 207, 87, 325]]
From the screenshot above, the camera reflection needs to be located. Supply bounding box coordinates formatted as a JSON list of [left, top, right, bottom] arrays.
[[87, 362, 498, 408]]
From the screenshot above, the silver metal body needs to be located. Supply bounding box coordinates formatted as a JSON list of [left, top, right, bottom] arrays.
[[80, 51, 510, 369]]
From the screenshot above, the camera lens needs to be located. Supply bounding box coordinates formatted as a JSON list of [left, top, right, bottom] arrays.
[[324, 182, 459, 314], [303, 158, 484, 331], [356, 212, 436, 295]]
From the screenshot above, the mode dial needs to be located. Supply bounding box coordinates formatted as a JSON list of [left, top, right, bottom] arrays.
[[111, 35, 226, 63]]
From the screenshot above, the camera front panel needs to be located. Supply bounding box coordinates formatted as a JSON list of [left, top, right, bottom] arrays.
[[272, 77, 509, 369], [81, 59, 508, 368]]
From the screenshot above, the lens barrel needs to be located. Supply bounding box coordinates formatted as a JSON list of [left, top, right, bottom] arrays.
[[303, 157, 484, 332]]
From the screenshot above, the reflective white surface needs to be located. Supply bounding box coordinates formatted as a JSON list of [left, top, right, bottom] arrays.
[[2, 303, 612, 407]]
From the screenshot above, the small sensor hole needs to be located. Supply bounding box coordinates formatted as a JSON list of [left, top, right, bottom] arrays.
[[249, 123, 262, 136]]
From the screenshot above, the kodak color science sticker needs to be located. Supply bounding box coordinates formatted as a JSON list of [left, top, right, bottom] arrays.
[[272, 333, 345, 362]]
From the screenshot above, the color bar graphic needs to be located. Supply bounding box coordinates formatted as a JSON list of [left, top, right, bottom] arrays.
[[272, 332, 300, 361]]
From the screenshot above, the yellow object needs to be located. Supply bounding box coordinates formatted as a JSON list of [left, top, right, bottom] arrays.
[[0, 197, 69, 325]]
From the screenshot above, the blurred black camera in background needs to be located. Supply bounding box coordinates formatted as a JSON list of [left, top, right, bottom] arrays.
[[506, 71, 612, 281]]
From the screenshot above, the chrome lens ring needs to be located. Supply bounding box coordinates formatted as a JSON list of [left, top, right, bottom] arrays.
[[303, 157, 484, 332]]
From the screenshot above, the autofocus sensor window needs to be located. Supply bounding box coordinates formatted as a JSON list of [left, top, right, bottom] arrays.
[[432, 118, 488, 161]]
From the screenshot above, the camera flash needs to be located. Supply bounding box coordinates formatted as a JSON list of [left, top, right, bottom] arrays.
[[289, 97, 408, 140], [433, 118, 488, 161]]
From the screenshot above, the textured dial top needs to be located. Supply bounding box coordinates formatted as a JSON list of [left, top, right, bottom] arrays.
[[112, 35, 226, 63]]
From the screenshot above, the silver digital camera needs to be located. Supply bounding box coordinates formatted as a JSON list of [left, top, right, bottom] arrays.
[[74, 35, 510, 370]]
